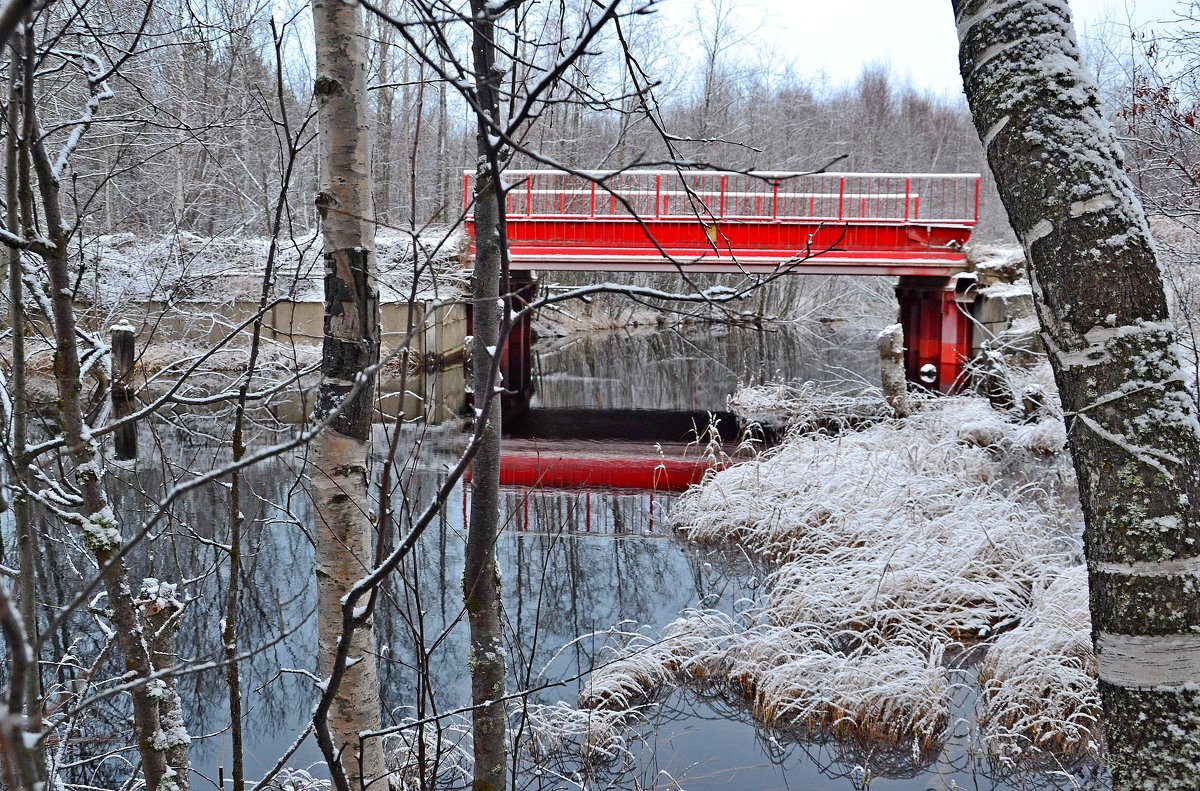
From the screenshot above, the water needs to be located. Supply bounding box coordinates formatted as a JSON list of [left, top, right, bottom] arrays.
[[29, 320, 1098, 790], [530, 321, 879, 411]]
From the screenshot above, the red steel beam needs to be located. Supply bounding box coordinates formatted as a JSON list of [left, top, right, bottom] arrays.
[[462, 171, 978, 278]]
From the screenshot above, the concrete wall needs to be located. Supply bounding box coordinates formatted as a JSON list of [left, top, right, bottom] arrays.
[[127, 299, 468, 424], [378, 301, 469, 424], [971, 286, 1042, 360]]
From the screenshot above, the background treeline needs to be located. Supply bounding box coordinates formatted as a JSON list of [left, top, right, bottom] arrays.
[[39, 0, 1200, 249], [41, 0, 1000, 242]]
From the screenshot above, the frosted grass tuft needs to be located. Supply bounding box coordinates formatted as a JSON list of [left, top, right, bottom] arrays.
[[582, 388, 1099, 763]]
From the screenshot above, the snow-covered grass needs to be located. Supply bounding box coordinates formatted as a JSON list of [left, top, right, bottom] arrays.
[[579, 611, 739, 711], [520, 702, 636, 767], [728, 379, 892, 434], [579, 386, 1098, 764], [580, 611, 952, 751], [978, 564, 1101, 762], [74, 229, 468, 309]]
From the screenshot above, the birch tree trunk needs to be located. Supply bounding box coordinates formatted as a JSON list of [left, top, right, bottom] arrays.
[[466, 1, 507, 788], [953, 2, 1200, 786], [13, 23, 180, 790], [435, 79, 448, 222], [374, 4, 395, 224], [311, 0, 384, 786], [6, 53, 44, 791]]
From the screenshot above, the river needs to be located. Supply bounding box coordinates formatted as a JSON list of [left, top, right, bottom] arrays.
[[35, 319, 1098, 790]]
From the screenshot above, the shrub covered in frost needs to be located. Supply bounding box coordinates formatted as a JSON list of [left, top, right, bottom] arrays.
[[263, 768, 330, 791], [978, 564, 1101, 762], [381, 716, 473, 790], [521, 702, 634, 767], [578, 392, 1100, 762]]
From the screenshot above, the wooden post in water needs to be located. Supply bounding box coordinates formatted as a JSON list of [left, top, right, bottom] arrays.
[[111, 321, 137, 461], [878, 323, 911, 418]]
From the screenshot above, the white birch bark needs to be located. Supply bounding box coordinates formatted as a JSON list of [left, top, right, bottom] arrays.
[[953, 2, 1200, 786], [311, 0, 384, 786]]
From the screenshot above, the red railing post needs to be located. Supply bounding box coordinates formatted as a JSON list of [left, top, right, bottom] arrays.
[[463, 172, 470, 214], [904, 177, 911, 223], [772, 180, 779, 219], [719, 175, 727, 217], [526, 175, 533, 216], [655, 174, 661, 218], [837, 177, 845, 221], [589, 180, 596, 217], [973, 176, 982, 224]]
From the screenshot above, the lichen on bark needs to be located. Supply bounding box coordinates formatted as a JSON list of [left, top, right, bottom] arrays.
[[953, 1, 1200, 787]]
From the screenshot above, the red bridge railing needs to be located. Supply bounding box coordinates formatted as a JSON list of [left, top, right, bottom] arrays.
[[462, 169, 981, 276], [464, 169, 980, 226]]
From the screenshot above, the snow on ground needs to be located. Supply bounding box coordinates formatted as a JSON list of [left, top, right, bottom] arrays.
[[727, 379, 891, 434], [577, 382, 1097, 766], [968, 243, 1026, 285], [12, 230, 471, 403], [74, 229, 468, 308]]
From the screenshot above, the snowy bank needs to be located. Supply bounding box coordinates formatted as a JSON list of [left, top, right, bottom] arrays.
[[73, 229, 468, 308], [580, 388, 1098, 766]]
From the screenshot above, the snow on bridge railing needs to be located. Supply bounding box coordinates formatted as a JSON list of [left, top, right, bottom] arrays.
[[462, 169, 981, 226]]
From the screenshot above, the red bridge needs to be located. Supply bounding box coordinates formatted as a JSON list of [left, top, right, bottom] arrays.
[[463, 169, 981, 399]]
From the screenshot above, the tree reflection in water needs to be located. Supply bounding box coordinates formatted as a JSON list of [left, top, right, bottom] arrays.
[[24, 323, 1101, 790]]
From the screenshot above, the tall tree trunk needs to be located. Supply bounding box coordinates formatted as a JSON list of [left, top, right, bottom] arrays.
[[375, 5, 395, 225], [311, 0, 384, 786], [398, 43, 412, 224], [436, 78, 448, 222], [14, 22, 181, 790], [138, 582, 190, 791], [6, 52, 45, 791], [466, 2, 506, 789], [953, 2, 1200, 787]]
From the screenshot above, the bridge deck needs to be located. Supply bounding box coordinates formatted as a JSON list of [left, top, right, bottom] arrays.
[[463, 169, 979, 276]]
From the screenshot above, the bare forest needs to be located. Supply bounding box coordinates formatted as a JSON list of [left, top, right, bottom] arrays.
[[4, 1, 1200, 791]]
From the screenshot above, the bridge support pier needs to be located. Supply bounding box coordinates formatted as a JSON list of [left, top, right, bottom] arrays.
[[467, 270, 538, 417], [895, 275, 975, 394], [500, 271, 537, 415]]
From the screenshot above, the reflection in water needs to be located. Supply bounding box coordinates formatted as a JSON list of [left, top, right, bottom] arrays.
[[531, 322, 878, 412], [21, 322, 1098, 790]]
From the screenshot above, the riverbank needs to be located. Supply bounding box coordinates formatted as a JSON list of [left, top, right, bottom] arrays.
[[576, 382, 1097, 775]]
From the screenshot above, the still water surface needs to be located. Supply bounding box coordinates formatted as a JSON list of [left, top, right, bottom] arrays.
[[105, 321, 1096, 790]]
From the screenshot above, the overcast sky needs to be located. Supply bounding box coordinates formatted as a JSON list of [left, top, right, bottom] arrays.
[[658, 0, 1182, 96]]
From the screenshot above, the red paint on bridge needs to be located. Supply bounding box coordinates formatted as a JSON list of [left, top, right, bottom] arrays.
[[461, 169, 983, 394], [499, 454, 718, 492], [463, 170, 979, 276], [486, 441, 724, 492]]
